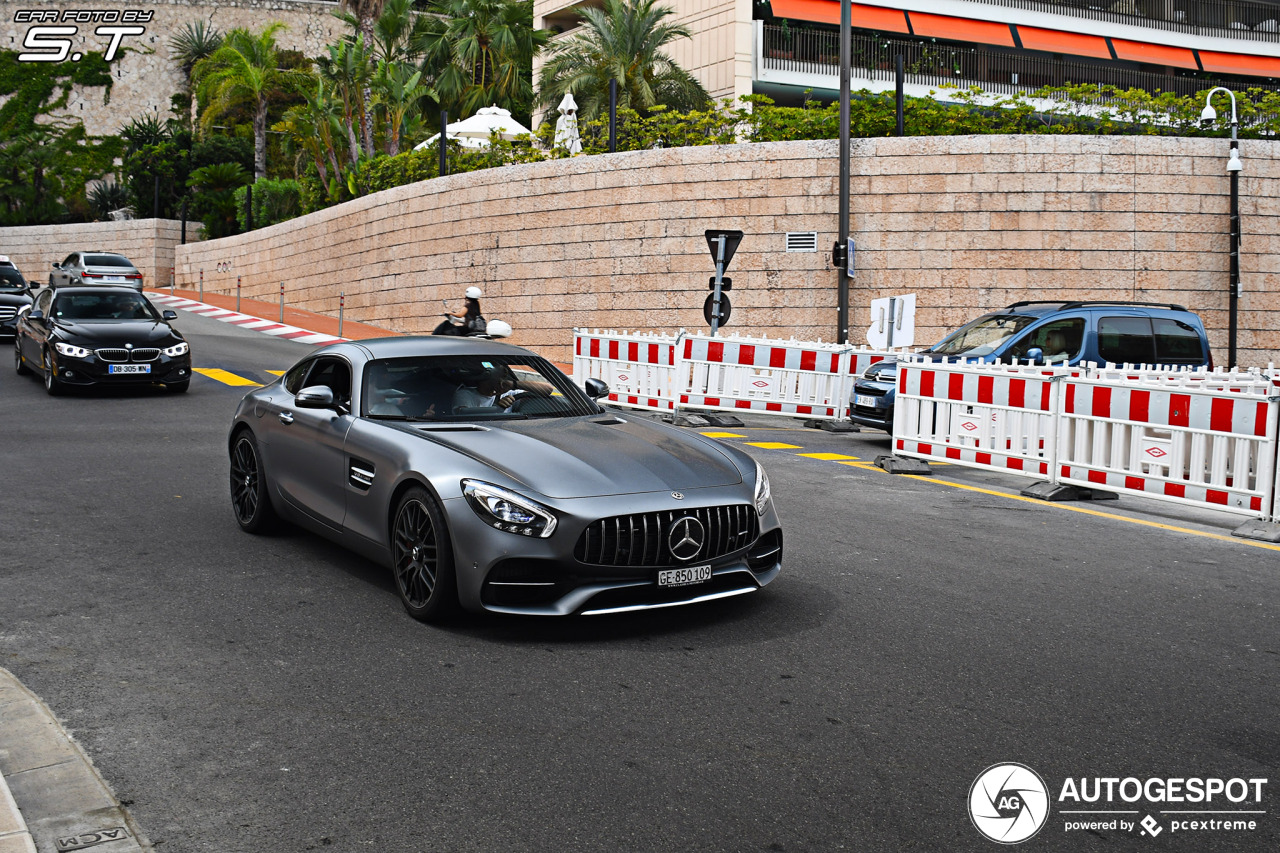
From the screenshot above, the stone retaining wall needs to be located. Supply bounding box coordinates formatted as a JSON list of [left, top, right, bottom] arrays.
[[169, 134, 1280, 367], [0, 219, 189, 288]]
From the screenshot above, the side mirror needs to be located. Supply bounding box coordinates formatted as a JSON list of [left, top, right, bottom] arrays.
[[584, 377, 609, 400], [295, 385, 337, 409], [51, 262, 60, 270], [162, 310, 178, 320], [1024, 347, 1044, 365], [27, 309, 44, 322]]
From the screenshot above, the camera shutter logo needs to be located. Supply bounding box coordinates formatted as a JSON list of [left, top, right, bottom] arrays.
[[969, 763, 1050, 844]]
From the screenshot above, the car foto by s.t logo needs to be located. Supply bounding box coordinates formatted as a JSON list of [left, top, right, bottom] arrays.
[[969, 763, 1051, 844], [14, 8, 152, 63]]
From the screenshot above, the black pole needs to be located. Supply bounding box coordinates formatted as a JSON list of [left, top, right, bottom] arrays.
[[180, 197, 187, 244], [153, 173, 160, 218], [1229, 136, 1240, 368], [245, 184, 253, 231], [895, 54, 905, 137], [609, 79, 618, 153], [836, 0, 851, 344], [439, 109, 448, 177]]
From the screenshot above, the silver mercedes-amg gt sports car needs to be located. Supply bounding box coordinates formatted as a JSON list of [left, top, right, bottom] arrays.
[[227, 336, 783, 621]]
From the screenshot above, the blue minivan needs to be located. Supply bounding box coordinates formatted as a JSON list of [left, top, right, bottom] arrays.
[[848, 300, 1214, 432]]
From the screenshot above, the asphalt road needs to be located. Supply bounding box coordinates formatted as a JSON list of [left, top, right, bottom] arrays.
[[1, 311, 1276, 852]]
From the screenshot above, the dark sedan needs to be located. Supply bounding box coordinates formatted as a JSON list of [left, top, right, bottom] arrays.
[[0, 266, 33, 339], [14, 286, 192, 394], [49, 251, 144, 290], [228, 337, 783, 621]]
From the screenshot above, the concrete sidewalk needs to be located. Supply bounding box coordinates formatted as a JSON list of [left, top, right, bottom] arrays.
[[0, 669, 147, 853]]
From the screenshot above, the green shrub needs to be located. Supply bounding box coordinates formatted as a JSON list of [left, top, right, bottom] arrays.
[[234, 178, 302, 230]]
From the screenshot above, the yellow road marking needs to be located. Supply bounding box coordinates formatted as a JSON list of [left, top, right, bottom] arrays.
[[195, 368, 262, 387], [902, 475, 1280, 553], [701, 431, 746, 438], [838, 461, 888, 473], [266, 369, 285, 376], [799, 452, 860, 461], [747, 442, 803, 449]]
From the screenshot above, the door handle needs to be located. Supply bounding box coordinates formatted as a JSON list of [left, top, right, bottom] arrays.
[[278, 412, 294, 425]]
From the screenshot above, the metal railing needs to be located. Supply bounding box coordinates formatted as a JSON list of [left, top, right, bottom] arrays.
[[762, 25, 1275, 99], [978, 0, 1280, 43]]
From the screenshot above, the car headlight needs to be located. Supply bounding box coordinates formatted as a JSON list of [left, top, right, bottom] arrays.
[[753, 461, 772, 516], [54, 342, 90, 358], [163, 341, 189, 357], [462, 479, 557, 538]]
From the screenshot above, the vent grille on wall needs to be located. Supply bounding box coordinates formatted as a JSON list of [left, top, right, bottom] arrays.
[[786, 232, 818, 252]]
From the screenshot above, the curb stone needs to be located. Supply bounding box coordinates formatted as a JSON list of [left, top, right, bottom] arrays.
[[0, 669, 148, 853]]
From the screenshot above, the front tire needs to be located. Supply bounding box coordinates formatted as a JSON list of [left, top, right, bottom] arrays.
[[43, 349, 63, 396], [14, 340, 30, 376], [230, 430, 277, 533], [391, 487, 458, 622]]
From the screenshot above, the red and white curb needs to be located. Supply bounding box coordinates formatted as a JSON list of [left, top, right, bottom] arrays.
[[146, 292, 347, 345]]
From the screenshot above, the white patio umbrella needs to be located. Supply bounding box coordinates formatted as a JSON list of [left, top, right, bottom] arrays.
[[553, 92, 582, 155], [415, 105, 532, 151]]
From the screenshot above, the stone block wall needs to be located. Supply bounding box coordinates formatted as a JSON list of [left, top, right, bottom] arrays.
[[1, 0, 344, 137], [0, 219, 190, 288], [171, 134, 1280, 367]]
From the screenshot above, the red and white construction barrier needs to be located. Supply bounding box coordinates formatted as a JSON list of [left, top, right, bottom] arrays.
[[573, 330, 682, 412], [893, 357, 1280, 527]]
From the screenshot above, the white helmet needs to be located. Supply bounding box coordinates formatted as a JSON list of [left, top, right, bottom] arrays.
[[486, 319, 512, 338], [465, 286, 482, 299]]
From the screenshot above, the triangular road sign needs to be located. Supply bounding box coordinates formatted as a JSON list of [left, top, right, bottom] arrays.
[[705, 230, 743, 270]]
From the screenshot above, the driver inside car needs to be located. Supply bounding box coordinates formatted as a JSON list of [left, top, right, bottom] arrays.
[[452, 368, 522, 412]]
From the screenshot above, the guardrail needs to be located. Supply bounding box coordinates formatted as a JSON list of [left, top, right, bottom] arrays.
[[892, 357, 1280, 534]]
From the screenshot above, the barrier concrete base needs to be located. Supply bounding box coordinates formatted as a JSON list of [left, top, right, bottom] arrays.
[[805, 419, 859, 432], [672, 412, 743, 427], [875, 455, 933, 475], [1020, 482, 1119, 502], [671, 413, 711, 427], [1232, 519, 1280, 542]]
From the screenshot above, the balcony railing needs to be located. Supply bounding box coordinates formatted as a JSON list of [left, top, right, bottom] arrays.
[[761, 25, 1274, 99], [976, 0, 1280, 43]]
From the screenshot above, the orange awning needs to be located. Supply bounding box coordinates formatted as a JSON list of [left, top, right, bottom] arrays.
[[1111, 38, 1198, 70], [1015, 26, 1111, 60], [1198, 50, 1280, 78], [908, 12, 1015, 47], [768, 0, 909, 34]]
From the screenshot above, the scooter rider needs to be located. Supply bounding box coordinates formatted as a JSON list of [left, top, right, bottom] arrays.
[[446, 287, 486, 335]]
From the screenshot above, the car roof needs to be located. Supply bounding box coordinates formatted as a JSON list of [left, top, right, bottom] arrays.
[[49, 284, 148, 295], [342, 336, 541, 361]]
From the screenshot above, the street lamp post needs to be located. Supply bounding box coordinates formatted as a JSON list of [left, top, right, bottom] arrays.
[[1201, 87, 1243, 368]]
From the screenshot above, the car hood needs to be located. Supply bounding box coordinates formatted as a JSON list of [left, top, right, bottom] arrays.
[[54, 320, 177, 344], [0, 292, 32, 306], [412, 415, 745, 498]]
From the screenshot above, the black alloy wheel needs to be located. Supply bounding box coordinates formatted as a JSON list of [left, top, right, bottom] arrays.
[[230, 430, 276, 533], [14, 339, 29, 376], [43, 349, 63, 396], [391, 487, 457, 622]]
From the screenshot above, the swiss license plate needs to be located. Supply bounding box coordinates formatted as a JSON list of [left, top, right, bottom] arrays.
[[104, 276, 126, 282], [658, 564, 711, 588], [109, 364, 150, 374], [855, 394, 877, 408]]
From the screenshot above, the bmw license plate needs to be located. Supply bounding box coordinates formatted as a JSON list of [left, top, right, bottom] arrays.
[[855, 394, 877, 407], [658, 564, 711, 588], [108, 364, 150, 374]]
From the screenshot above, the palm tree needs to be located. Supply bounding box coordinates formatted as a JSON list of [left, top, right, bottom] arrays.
[[420, 0, 548, 124], [536, 0, 709, 120], [194, 23, 305, 181], [374, 60, 436, 156], [317, 36, 376, 165], [169, 21, 223, 82], [338, 1, 389, 156]]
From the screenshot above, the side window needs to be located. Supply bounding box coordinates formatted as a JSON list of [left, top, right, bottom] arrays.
[[1153, 318, 1206, 365], [304, 357, 352, 404], [62, 254, 77, 268], [1098, 317, 1156, 366], [283, 360, 312, 395], [36, 289, 53, 314], [1007, 318, 1085, 364]]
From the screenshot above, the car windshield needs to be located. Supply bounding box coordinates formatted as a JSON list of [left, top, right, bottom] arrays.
[[863, 360, 898, 380], [53, 292, 158, 321], [0, 269, 25, 289], [83, 254, 134, 267], [363, 354, 598, 421], [929, 314, 1038, 357]]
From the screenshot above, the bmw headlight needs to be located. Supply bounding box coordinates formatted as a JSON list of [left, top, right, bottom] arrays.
[[54, 342, 90, 358], [753, 461, 772, 515], [462, 480, 557, 538], [163, 341, 189, 357]]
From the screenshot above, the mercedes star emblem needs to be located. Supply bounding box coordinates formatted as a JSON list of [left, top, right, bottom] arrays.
[[671, 491, 684, 499], [667, 516, 705, 562]]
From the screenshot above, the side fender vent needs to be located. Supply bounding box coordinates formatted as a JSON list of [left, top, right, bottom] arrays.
[[349, 459, 375, 490]]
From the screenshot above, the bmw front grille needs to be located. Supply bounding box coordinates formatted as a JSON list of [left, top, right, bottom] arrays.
[[575, 504, 759, 567], [95, 348, 160, 362]]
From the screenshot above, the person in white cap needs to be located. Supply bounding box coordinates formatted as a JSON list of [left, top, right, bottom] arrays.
[[554, 93, 582, 155], [445, 286, 486, 335]]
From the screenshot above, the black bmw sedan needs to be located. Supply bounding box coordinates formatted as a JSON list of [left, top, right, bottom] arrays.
[[0, 265, 33, 339], [14, 285, 192, 394]]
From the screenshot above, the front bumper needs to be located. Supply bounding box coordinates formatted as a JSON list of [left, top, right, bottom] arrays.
[[47, 351, 192, 387], [848, 383, 895, 432], [444, 485, 784, 616]]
